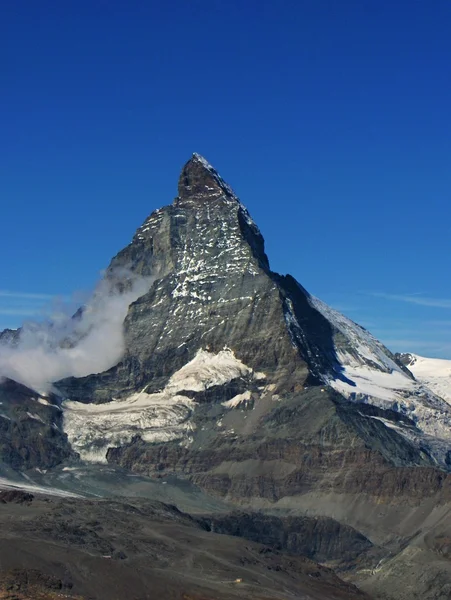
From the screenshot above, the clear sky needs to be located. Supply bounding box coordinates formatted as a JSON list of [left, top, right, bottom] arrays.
[[2, 1, 451, 358]]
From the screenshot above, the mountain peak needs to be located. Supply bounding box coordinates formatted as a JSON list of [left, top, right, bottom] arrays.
[[191, 152, 214, 167], [177, 153, 237, 203]]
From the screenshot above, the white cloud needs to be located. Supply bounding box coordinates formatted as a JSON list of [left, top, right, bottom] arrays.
[[366, 292, 451, 309], [0, 269, 153, 393], [0, 291, 56, 300], [0, 308, 43, 316]]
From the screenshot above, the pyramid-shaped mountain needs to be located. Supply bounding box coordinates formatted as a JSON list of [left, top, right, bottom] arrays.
[[49, 153, 451, 471], [63, 152, 346, 398], [4, 155, 451, 600]]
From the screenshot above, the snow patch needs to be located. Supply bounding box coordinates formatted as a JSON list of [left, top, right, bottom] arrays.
[[406, 354, 451, 405], [26, 412, 45, 424], [63, 349, 264, 463], [331, 354, 415, 403], [222, 391, 252, 408], [167, 348, 258, 393], [37, 397, 52, 407], [0, 476, 83, 498]]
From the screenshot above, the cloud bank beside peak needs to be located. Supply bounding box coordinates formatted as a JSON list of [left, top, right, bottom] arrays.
[[0, 270, 153, 394]]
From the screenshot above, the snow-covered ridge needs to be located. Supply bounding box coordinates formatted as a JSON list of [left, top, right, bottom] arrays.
[[191, 152, 261, 235], [63, 349, 264, 463], [309, 295, 405, 374], [192, 152, 238, 200], [306, 295, 451, 465], [403, 354, 451, 405]]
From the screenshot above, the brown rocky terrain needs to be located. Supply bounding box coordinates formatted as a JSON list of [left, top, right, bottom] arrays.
[[0, 493, 369, 600]]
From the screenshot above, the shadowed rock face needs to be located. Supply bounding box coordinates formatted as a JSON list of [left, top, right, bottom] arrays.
[[201, 511, 378, 569], [0, 378, 74, 470]]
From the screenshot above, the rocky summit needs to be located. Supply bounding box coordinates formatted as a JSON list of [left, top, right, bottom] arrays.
[[2, 154, 451, 600]]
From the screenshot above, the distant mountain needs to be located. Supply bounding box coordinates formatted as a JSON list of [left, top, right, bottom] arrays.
[[396, 352, 451, 404]]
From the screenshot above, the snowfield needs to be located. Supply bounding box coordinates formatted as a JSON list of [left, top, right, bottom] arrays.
[[166, 348, 257, 392], [403, 354, 451, 405], [330, 360, 415, 403], [0, 476, 82, 498], [63, 349, 264, 462], [309, 295, 451, 465]]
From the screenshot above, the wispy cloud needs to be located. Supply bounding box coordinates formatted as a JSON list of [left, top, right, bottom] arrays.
[[0, 290, 69, 327], [365, 292, 451, 309], [0, 308, 44, 317], [0, 290, 57, 300], [382, 338, 451, 355], [0, 270, 153, 392]]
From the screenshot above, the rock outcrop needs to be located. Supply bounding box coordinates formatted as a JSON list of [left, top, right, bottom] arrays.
[[0, 378, 74, 471]]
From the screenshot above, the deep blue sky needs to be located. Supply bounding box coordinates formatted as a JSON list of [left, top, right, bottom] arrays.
[[2, 1, 451, 357]]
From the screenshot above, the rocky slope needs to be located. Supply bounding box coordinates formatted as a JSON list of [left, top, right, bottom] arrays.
[[202, 510, 382, 571], [0, 492, 369, 600], [0, 378, 73, 471]]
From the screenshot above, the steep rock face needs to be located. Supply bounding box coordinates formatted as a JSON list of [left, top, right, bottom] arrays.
[[0, 379, 74, 471], [105, 387, 438, 500], [50, 155, 373, 397], [203, 511, 378, 570]]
